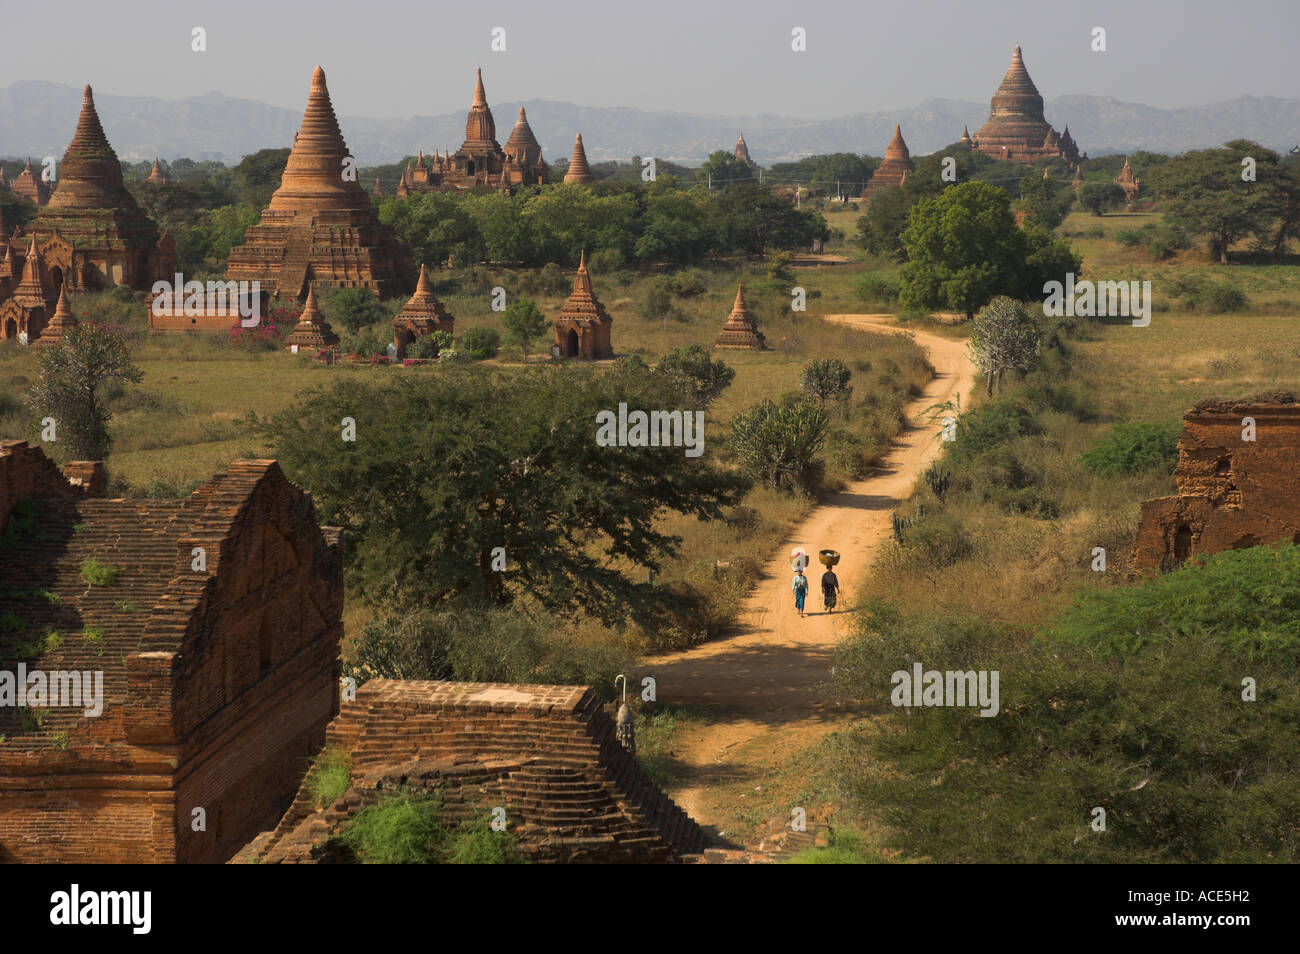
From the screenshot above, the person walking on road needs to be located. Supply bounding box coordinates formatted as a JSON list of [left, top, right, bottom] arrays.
[[821, 566, 840, 612], [793, 567, 809, 617]]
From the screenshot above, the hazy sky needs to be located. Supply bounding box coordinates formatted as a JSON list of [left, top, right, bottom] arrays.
[[4, 0, 1296, 118]]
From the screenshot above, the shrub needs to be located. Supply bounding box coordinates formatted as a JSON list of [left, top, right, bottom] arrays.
[[1079, 420, 1180, 476], [667, 270, 709, 298], [460, 326, 501, 360], [656, 345, 735, 407], [80, 558, 120, 586], [444, 816, 528, 864], [853, 273, 899, 307], [82, 627, 105, 655], [345, 607, 631, 699], [335, 789, 447, 864], [949, 400, 1040, 464], [799, 358, 852, 403], [897, 512, 973, 570], [309, 747, 352, 809]]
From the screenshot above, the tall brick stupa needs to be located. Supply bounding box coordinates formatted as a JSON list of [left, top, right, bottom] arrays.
[[25, 85, 173, 293], [226, 66, 412, 300], [971, 46, 1082, 166], [861, 126, 914, 204]]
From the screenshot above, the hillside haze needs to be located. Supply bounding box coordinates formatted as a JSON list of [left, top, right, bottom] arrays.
[[2, 80, 1297, 166]]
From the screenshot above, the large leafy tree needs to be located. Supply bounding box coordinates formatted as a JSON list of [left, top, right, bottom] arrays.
[[710, 183, 829, 256], [898, 181, 1028, 320], [263, 366, 748, 621], [26, 322, 142, 460], [696, 150, 758, 189], [1145, 140, 1284, 263]]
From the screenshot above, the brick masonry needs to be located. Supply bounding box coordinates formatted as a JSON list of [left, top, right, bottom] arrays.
[[0, 442, 343, 863], [240, 679, 706, 864], [1132, 399, 1300, 572]]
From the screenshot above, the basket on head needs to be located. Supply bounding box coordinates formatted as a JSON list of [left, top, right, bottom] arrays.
[[818, 549, 840, 567]]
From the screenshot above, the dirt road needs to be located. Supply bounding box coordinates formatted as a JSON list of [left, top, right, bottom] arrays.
[[646, 315, 977, 835]]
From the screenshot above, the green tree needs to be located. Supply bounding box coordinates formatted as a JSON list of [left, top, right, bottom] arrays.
[[501, 299, 548, 358], [1077, 181, 1126, 216], [697, 150, 758, 189], [327, 287, 386, 334], [967, 296, 1042, 395], [728, 393, 829, 493], [263, 367, 748, 619], [898, 182, 1027, 320], [26, 323, 142, 460], [854, 186, 914, 261], [655, 345, 736, 407], [1146, 140, 1284, 262]]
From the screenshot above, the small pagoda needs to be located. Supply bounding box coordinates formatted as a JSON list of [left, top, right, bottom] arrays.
[[714, 285, 766, 351], [284, 284, 340, 352], [563, 134, 595, 185], [0, 238, 56, 342], [1115, 158, 1141, 201], [11, 158, 50, 206], [225, 66, 412, 301], [146, 159, 170, 185], [861, 126, 914, 204], [392, 264, 455, 359], [553, 252, 612, 359], [33, 283, 78, 349]]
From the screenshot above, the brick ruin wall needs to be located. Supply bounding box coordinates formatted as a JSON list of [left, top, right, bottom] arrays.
[[0, 451, 343, 863], [1132, 403, 1300, 572], [246, 680, 705, 864]]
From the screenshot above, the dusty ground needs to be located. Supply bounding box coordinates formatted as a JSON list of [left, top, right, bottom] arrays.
[[645, 315, 977, 842]]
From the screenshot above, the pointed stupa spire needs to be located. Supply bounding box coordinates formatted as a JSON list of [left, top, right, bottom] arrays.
[[564, 134, 595, 184], [463, 67, 497, 144], [43, 83, 141, 211], [885, 125, 911, 161], [372, 176, 383, 198], [14, 237, 50, 308], [715, 283, 765, 350], [268, 66, 369, 213], [505, 105, 543, 166], [1, 242, 18, 282], [36, 281, 78, 347], [147, 157, 169, 184]]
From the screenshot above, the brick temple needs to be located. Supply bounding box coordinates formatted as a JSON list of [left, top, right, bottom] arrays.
[[0, 238, 59, 343], [714, 285, 766, 350], [225, 66, 412, 301], [861, 125, 914, 204], [391, 263, 454, 359], [397, 70, 549, 195], [284, 283, 340, 352], [237, 680, 705, 864], [553, 252, 613, 359], [1115, 157, 1141, 201], [0, 442, 344, 863], [971, 47, 1082, 166], [1132, 398, 1300, 572], [9, 86, 174, 299]]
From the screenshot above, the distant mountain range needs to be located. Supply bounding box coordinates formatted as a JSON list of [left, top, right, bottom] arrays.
[[2, 81, 1298, 167]]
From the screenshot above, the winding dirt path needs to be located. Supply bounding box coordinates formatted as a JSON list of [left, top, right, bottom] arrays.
[[645, 315, 977, 837]]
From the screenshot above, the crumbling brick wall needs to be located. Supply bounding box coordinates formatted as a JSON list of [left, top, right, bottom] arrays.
[[1132, 400, 1300, 572]]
